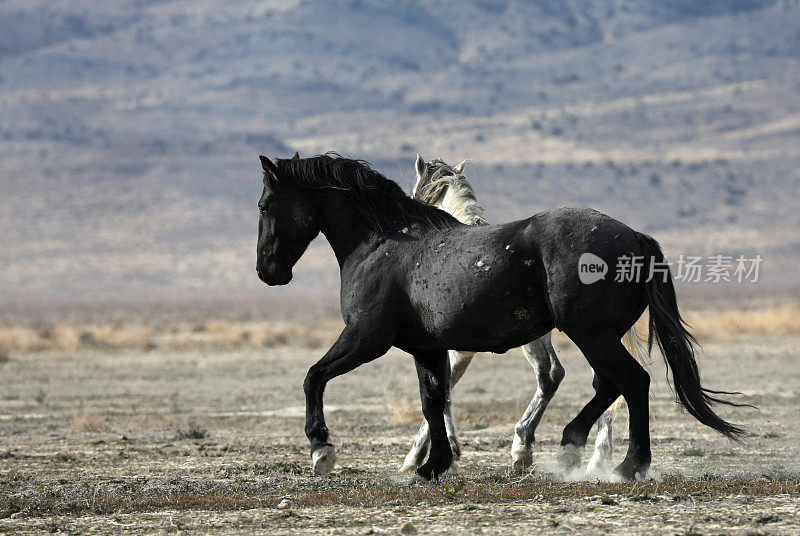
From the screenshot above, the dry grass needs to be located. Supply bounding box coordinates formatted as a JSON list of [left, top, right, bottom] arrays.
[[0, 338, 10, 362], [551, 304, 800, 346], [0, 317, 344, 354], [79, 324, 154, 350], [1, 473, 798, 519], [687, 303, 800, 338], [0, 326, 48, 353], [383, 381, 419, 425], [288, 474, 800, 508], [0, 303, 795, 355], [69, 410, 108, 432], [182, 318, 342, 349], [175, 419, 210, 440]]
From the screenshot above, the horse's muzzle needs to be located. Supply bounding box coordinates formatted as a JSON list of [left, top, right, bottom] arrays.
[[256, 265, 292, 286]]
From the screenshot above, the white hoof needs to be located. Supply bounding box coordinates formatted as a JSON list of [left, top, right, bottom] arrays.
[[510, 435, 533, 471], [556, 444, 582, 479], [400, 450, 421, 473], [586, 450, 612, 477], [312, 444, 336, 476]]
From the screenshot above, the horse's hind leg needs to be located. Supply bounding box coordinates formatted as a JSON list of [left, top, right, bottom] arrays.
[[560, 335, 651, 481], [401, 350, 473, 473], [511, 332, 565, 471], [556, 367, 620, 478], [586, 328, 638, 475], [409, 349, 453, 483]]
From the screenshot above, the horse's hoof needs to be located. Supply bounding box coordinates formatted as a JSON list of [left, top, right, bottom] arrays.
[[406, 473, 430, 486], [609, 470, 630, 483], [312, 444, 336, 475], [399, 453, 420, 473], [586, 452, 611, 477], [512, 453, 533, 472], [510, 435, 533, 471], [611, 461, 647, 482], [556, 444, 582, 478], [399, 461, 417, 473]]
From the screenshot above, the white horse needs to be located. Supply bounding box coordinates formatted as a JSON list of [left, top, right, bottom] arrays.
[[401, 154, 648, 477]]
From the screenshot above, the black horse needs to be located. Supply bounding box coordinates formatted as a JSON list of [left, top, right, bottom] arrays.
[[255, 153, 743, 482]]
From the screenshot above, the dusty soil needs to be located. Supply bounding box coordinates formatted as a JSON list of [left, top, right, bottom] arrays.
[[1, 334, 799, 534]]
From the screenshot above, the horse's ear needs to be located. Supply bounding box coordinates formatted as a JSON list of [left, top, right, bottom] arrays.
[[415, 153, 427, 177], [454, 160, 467, 174], [260, 155, 278, 181], [292, 151, 300, 160]]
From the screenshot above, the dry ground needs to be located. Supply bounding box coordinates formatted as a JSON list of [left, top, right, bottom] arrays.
[[1, 329, 799, 534]]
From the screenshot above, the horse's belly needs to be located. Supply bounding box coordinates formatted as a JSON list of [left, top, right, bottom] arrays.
[[439, 300, 553, 352], [403, 283, 554, 353]]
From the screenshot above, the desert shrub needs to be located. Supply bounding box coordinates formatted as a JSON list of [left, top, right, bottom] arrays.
[[70, 410, 108, 432]]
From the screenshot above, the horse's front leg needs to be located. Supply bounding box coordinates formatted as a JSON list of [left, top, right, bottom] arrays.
[[401, 350, 474, 473], [304, 325, 390, 475], [408, 350, 452, 483]]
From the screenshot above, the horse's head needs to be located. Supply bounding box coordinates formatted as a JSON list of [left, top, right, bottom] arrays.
[[256, 154, 319, 286], [412, 154, 487, 226], [412, 153, 467, 202]]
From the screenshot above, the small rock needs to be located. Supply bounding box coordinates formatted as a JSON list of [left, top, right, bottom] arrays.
[[10, 512, 23, 519], [277, 498, 292, 510], [400, 521, 417, 535]]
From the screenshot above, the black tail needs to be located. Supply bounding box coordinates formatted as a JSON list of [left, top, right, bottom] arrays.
[[636, 233, 747, 441]]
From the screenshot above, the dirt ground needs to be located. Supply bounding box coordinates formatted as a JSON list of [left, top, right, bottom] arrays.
[[1, 333, 799, 535]]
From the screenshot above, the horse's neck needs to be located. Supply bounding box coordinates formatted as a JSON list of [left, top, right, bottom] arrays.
[[436, 183, 488, 226], [314, 195, 380, 268]]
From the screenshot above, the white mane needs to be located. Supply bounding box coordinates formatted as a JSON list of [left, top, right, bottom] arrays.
[[413, 157, 488, 226]]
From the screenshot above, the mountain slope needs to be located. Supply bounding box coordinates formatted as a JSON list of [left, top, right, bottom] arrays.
[[1, 0, 798, 307]]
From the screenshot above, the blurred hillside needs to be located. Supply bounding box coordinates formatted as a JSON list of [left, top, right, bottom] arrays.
[[1, 0, 799, 314]]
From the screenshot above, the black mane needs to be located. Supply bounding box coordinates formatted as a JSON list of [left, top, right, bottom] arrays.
[[276, 154, 460, 234]]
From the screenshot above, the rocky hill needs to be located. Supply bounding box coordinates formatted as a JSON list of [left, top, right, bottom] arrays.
[[1, 0, 798, 311]]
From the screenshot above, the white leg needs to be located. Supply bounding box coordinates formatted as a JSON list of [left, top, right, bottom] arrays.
[[400, 420, 430, 472], [512, 333, 565, 470], [443, 402, 460, 474], [400, 350, 474, 472], [587, 410, 615, 476]]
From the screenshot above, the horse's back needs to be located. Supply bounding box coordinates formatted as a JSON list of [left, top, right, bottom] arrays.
[[391, 221, 555, 352]]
